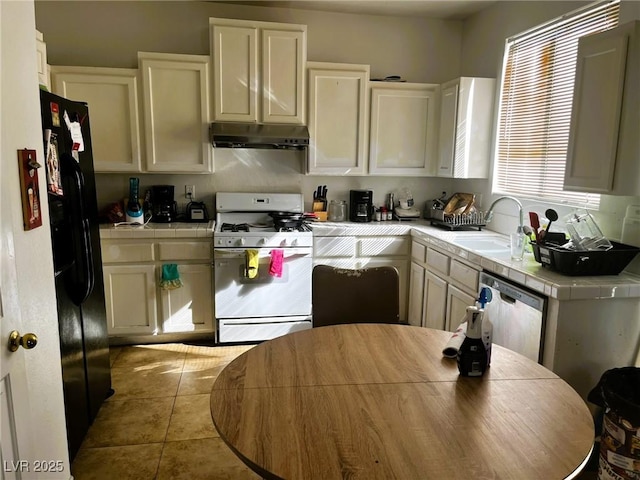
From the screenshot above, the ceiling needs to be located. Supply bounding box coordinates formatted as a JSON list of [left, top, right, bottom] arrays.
[[219, 1, 497, 20]]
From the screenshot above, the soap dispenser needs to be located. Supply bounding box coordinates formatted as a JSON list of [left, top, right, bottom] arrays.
[[457, 287, 493, 377]]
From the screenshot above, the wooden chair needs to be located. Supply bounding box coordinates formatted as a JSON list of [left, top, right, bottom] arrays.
[[312, 265, 401, 327]]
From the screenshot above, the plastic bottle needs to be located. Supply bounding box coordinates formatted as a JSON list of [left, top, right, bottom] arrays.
[[457, 287, 493, 376], [478, 288, 493, 365], [457, 306, 488, 377]]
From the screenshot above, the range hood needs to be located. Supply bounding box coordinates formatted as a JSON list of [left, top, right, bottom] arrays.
[[210, 122, 309, 149]]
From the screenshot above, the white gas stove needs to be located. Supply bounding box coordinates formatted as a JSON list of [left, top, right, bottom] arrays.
[[213, 192, 313, 344], [214, 192, 313, 248]]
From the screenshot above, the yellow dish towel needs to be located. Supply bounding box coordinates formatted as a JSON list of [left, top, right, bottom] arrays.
[[245, 249, 259, 279]]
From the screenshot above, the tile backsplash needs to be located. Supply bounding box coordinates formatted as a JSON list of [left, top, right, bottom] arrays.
[[95, 149, 455, 217]]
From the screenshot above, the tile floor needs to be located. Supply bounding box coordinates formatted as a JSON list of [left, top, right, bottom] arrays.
[[72, 341, 600, 480], [71, 342, 260, 480]]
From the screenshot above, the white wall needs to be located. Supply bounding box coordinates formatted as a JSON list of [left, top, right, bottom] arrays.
[[1, 0, 70, 476], [455, 1, 640, 246]]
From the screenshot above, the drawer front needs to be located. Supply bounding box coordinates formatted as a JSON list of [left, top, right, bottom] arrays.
[[449, 259, 479, 293], [314, 236, 357, 258], [102, 241, 155, 263], [158, 241, 212, 261], [426, 248, 450, 276], [411, 241, 427, 263], [358, 237, 409, 257]]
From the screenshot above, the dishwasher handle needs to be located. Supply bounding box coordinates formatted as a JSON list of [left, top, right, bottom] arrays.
[[479, 272, 545, 312]]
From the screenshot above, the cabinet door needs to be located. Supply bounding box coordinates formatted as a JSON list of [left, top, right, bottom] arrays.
[[423, 270, 447, 330], [35, 30, 50, 90], [369, 83, 439, 176], [437, 81, 459, 178], [211, 24, 258, 122], [103, 265, 158, 336], [51, 66, 143, 173], [408, 262, 425, 327], [565, 26, 628, 193], [358, 258, 409, 323], [307, 63, 369, 175], [160, 264, 213, 333], [262, 29, 306, 124], [437, 77, 495, 179], [446, 284, 475, 332], [139, 52, 213, 173]]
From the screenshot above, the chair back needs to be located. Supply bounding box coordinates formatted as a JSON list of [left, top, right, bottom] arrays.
[[312, 265, 400, 327]]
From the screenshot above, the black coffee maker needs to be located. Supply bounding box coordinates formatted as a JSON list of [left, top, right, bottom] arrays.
[[151, 185, 177, 223], [350, 189, 373, 222]]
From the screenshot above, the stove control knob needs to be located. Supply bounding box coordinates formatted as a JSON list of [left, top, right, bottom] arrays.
[[291, 238, 298, 246], [239, 238, 245, 246], [261, 238, 268, 245]]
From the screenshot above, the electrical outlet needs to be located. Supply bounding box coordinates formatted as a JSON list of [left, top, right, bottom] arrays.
[[185, 185, 195, 199]]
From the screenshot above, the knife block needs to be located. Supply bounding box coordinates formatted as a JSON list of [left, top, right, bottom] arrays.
[[312, 201, 327, 221]]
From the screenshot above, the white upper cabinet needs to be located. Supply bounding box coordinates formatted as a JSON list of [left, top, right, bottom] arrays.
[[139, 52, 213, 173], [210, 18, 306, 124], [307, 62, 369, 175], [565, 20, 640, 195], [368, 82, 440, 176], [437, 77, 495, 178], [35, 30, 50, 90], [51, 66, 143, 173]]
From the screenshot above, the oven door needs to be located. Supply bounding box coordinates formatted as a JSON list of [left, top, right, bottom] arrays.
[[214, 247, 312, 318]]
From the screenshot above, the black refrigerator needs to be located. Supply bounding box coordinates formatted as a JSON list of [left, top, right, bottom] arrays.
[[40, 90, 112, 460]]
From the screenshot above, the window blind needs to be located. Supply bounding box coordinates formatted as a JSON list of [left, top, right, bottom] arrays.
[[494, 0, 620, 208]]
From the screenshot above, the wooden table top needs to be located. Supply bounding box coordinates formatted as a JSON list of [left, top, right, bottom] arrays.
[[211, 324, 595, 480]]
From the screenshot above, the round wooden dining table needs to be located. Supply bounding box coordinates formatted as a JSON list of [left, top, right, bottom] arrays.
[[210, 324, 595, 480]]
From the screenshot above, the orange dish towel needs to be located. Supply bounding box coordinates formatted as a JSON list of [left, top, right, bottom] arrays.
[[269, 249, 284, 277]]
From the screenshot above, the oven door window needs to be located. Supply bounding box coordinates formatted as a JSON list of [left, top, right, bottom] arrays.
[[214, 249, 312, 318]]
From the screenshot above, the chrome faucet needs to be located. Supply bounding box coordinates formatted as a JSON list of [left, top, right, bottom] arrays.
[[485, 196, 524, 232]]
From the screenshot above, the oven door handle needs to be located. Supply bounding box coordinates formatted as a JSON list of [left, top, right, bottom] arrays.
[[214, 248, 313, 258]]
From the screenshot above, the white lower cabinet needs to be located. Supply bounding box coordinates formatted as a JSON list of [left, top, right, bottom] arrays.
[[161, 264, 213, 333], [408, 262, 425, 327], [103, 264, 158, 336], [101, 238, 213, 338], [313, 234, 410, 322], [408, 238, 480, 332], [424, 271, 447, 330], [445, 284, 475, 332]]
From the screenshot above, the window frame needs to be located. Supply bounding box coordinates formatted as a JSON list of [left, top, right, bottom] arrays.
[[492, 0, 621, 209]]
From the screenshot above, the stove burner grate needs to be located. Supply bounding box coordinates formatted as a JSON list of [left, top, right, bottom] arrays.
[[220, 223, 250, 232]]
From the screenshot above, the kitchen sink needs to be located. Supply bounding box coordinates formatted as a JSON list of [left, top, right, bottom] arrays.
[[449, 235, 511, 255]]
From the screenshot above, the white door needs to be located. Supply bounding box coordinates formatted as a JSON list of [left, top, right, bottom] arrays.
[[1, 153, 36, 477]]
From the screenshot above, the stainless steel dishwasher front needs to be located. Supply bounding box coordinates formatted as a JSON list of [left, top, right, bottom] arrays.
[[479, 271, 547, 363]]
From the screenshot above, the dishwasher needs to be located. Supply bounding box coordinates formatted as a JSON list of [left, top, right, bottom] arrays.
[[479, 271, 547, 363]]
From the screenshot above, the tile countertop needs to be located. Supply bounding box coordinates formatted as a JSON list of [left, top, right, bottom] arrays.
[[310, 219, 640, 301], [99, 221, 215, 239]]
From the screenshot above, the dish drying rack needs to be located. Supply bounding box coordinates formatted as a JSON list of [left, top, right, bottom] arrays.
[[430, 209, 486, 231]]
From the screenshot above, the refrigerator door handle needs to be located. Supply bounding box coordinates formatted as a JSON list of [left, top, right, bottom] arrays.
[[62, 152, 95, 305]]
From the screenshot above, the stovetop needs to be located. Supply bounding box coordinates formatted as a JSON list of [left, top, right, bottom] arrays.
[[218, 221, 312, 233], [214, 193, 313, 248]]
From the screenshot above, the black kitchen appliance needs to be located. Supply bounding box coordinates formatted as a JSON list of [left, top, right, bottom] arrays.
[[350, 189, 373, 222], [186, 201, 209, 222], [151, 185, 177, 223], [40, 90, 112, 461]]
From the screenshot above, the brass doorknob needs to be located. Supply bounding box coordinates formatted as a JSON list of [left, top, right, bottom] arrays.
[[8, 330, 38, 352]]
